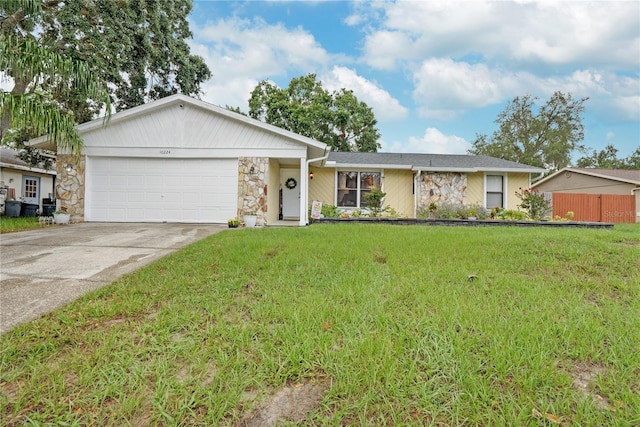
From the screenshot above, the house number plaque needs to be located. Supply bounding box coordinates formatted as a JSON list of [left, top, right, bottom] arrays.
[[160, 150, 171, 155]]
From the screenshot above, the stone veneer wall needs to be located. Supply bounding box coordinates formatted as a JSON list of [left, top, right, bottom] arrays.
[[238, 157, 269, 224], [56, 154, 86, 222], [417, 172, 467, 210]]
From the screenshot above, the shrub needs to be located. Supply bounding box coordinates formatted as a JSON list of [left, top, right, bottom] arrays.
[[515, 187, 551, 220], [364, 189, 386, 217]]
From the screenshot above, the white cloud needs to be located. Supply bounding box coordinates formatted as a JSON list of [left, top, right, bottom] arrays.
[[362, 1, 640, 70], [189, 16, 334, 108], [381, 128, 470, 155], [321, 66, 408, 121], [411, 58, 640, 121], [412, 58, 521, 118]]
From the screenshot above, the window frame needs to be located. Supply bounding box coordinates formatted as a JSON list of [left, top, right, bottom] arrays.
[[484, 174, 507, 209], [335, 170, 382, 209]]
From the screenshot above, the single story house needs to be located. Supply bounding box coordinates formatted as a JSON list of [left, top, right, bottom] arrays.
[[0, 146, 56, 215], [29, 94, 545, 225], [533, 167, 640, 223]]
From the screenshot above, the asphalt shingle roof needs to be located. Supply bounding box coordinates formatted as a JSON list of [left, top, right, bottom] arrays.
[[326, 151, 546, 172], [569, 168, 640, 184]]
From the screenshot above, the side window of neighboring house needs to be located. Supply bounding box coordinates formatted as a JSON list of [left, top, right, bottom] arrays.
[[337, 171, 381, 208], [486, 174, 504, 208]]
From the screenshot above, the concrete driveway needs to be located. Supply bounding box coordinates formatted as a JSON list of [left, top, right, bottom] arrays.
[[0, 223, 225, 333]]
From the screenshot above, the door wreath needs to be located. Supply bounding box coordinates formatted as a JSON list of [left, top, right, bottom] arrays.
[[285, 177, 297, 189]]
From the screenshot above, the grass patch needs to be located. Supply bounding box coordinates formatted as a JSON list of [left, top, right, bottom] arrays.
[[0, 216, 50, 234], [1, 224, 639, 425]]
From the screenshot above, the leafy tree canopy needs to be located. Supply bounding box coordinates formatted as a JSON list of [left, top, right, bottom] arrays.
[[469, 92, 588, 172], [1, 1, 110, 156], [1, 0, 210, 163], [576, 145, 640, 170], [248, 74, 381, 152]]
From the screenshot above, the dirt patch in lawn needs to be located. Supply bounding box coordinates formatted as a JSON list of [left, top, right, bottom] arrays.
[[570, 361, 612, 410], [239, 377, 331, 427]]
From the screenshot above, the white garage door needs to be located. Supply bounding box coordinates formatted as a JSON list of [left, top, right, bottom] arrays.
[[86, 157, 238, 223]]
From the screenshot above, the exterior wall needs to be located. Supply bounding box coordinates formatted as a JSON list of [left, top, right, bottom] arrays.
[[417, 172, 467, 211], [308, 167, 335, 207], [636, 191, 640, 223], [383, 169, 413, 217], [0, 168, 55, 209], [506, 173, 531, 210], [267, 159, 280, 224], [238, 157, 268, 225], [466, 172, 484, 207], [56, 155, 85, 221], [533, 173, 635, 195]]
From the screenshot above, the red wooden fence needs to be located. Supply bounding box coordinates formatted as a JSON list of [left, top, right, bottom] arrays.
[[552, 193, 636, 223]]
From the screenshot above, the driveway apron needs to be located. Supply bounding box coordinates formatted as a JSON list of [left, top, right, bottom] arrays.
[[0, 223, 224, 333]]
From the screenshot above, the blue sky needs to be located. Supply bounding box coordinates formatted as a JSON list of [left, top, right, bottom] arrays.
[[188, 1, 640, 161]]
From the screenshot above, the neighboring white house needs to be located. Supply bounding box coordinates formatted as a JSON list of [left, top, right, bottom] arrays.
[[29, 94, 545, 225], [0, 146, 56, 215]]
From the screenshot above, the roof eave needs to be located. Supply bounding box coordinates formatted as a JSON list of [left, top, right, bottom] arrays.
[[0, 162, 56, 175], [327, 163, 413, 170]]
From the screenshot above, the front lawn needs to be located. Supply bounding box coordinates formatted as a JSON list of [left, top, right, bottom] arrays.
[[1, 224, 639, 425], [0, 216, 48, 234]]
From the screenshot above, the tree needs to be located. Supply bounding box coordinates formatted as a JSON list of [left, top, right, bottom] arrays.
[[576, 145, 640, 169], [1, 0, 210, 132], [576, 144, 624, 169], [469, 92, 588, 172], [248, 74, 381, 152], [1, 9, 110, 154]]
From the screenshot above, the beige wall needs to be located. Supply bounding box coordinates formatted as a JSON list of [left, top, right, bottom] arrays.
[[468, 172, 530, 210], [0, 167, 55, 209], [534, 172, 636, 195], [383, 169, 413, 217], [267, 159, 280, 224], [506, 173, 531, 210], [309, 167, 335, 207], [466, 172, 484, 207]]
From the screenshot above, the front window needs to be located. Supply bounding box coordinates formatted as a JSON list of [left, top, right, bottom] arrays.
[[337, 171, 381, 208], [486, 175, 504, 208]]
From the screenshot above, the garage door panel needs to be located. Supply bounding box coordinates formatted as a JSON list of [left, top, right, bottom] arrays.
[[87, 157, 238, 223]]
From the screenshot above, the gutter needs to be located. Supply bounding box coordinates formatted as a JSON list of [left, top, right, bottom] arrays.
[[303, 148, 330, 225]]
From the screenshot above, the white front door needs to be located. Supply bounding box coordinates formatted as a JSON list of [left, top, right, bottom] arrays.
[[22, 176, 40, 205], [280, 168, 300, 219]]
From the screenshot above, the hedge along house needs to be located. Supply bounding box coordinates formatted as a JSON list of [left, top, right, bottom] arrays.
[[28, 94, 328, 226], [308, 152, 546, 217]]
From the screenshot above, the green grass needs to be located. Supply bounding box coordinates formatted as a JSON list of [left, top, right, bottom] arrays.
[[0, 216, 50, 233], [1, 224, 639, 425]]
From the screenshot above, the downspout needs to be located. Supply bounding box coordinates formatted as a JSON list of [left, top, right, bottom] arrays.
[[303, 148, 330, 225], [414, 170, 421, 218]]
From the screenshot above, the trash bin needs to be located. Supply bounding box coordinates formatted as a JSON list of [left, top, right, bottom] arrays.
[[5, 200, 22, 217], [21, 203, 39, 217]]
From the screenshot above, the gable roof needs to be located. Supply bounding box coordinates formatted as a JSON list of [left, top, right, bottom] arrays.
[[0, 147, 56, 175], [533, 167, 640, 187], [326, 152, 546, 173], [28, 94, 328, 158]]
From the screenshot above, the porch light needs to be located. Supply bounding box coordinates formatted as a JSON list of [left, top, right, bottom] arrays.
[[65, 163, 73, 172], [309, 171, 314, 180]]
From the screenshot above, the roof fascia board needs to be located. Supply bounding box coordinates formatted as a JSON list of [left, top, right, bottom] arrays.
[[534, 167, 640, 187], [328, 163, 413, 170], [0, 162, 56, 175], [567, 168, 640, 185]]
